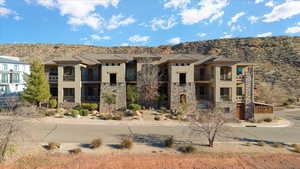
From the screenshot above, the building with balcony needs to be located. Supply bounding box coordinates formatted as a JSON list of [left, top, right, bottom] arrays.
[[0, 56, 30, 99], [44, 54, 269, 120]]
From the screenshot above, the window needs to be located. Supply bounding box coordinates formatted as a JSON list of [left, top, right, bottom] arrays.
[[220, 66, 232, 81], [63, 66, 75, 81], [199, 86, 205, 96], [3, 64, 8, 71], [14, 65, 19, 71], [11, 73, 19, 83], [224, 107, 230, 113], [179, 73, 186, 85], [1, 73, 8, 83], [220, 88, 231, 101], [110, 73, 117, 85], [199, 68, 205, 80], [63, 88, 74, 96], [237, 87, 243, 96]]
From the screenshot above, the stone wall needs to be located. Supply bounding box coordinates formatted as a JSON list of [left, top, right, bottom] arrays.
[[99, 82, 126, 113], [244, 66, 255, 120], [169, 82, 196, 111], [215, 101, 236, 120]]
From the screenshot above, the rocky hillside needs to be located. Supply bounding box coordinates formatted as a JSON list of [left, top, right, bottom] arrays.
[[1, 36, 300, 104]]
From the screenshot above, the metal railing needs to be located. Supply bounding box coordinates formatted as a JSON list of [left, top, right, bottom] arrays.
[[81, 96, 100, 103], [48, 75, 58, 82], [236, 95, 245, 102], [63, 75, 75, 81], [236, 75, 245, 82]]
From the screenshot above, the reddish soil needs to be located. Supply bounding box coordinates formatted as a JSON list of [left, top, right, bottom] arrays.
[[1, 153, 300, 169]]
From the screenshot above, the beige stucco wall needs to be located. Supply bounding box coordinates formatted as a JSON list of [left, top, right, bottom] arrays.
[[101, 63, 126, 83], [169, 63, 194, 83]]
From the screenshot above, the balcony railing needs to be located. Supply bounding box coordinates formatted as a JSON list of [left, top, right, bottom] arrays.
[[220, 96, 231, 101], [48, 75, 58, 82], [63, 96, 75, 102], [236, 95, 245, 102], [81, 96, 100, 103], [220, 74, 232, 81], [236, 75, 245, 82], [63, 75, 75, 81]]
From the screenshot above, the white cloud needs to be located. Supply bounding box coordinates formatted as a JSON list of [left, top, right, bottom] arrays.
[[285, 26, 300, 34], [37, 0, 55, 8], [0, 7, 13, 16], [90, 34, 111, 40], [265, 0, 274, 7], [255, 0, 264, 4], [220, 34, 232, 39], [263, 1, 300, 22], [197, 33, 207, 37], [180, 0, 228, 25], [121, 43, 129, 46], [36, 0, 120, 29], [129, 35, 150, 43], [248, 16, 259, 24], [228, 12, 245, 26], [256, 32, 272, 37], [164, 0, 190, 9], [106, 14, 135, 30], [0, 0, 5, 5], [209, 10, 224, 23], [168, 37, 181, 44], [14, 15, 23, 21], [150, 15, 177, 31]]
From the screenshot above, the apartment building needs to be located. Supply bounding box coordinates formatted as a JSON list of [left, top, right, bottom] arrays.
[[0, 56, 30, 97], [44, 54, 262, 120]]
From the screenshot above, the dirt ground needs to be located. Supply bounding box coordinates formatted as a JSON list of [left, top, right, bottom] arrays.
[[1, 153, 300, 169]]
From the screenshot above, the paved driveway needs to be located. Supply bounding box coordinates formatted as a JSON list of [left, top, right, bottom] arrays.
[[25, 109, 300, 144]]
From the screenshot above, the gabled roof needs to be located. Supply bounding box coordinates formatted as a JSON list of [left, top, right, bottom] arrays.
[[0, 56, 28, 65]]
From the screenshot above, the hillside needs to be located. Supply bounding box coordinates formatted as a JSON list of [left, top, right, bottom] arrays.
[[1, 36, 300, 104]]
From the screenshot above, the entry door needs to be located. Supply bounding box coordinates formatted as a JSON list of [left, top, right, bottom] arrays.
[[236, 103, 245, 120]]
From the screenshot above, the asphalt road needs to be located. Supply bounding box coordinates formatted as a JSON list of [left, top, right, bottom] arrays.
[[25, 109, 300, 144]]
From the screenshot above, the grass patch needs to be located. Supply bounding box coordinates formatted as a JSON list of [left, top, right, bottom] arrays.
[[90, 138, 102, 149], [70, 148, 81, 154], [257, 141, 267, 147], [47, 142, 60, 150], [273, 143, 284, 148], [121, 137, 133, 149]]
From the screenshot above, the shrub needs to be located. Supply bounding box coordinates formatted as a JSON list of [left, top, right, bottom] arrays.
[[164, 137, 174, 148], [295, 146, 300, 153], [101, 114, 113, 120], [178, 145, 196, 153], [113, 114, 122, 120], [79, 109, 90, 116], [154, 116, 160, 121], [121, 137, 133, 149], [70, 148, 81, 154], [291, 144, 299, 148], [264, 118, 273, 122], [81, 103, 98, 111], [70, 109, 80, 117], [4, 144, 17, 157], [244, 142, 251, 146], [48, 142, 60, 150], [273, 143, 284, 148], [128, 104, 141, 111], [56, 108, 64, 113], [257, 141, 267, 147], [90, 138, 102, 149], [49, 99, 57, 108], [45, 110, 56, 116]]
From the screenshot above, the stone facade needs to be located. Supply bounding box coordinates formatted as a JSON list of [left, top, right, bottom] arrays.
[[99, 82, 127, 113], [169, 82, 196, 111], [244, 66, 255, 120]]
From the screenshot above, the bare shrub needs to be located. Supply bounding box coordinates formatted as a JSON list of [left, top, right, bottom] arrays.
[[48, 142, 61, 150], [273, 143, 284, 148], [164, 137, 174, 148], [70, 148, 81, 154], [178, 145, 196, 153], [189, 107, 232, 147], [0, 99, 39, 162], [90, 138, 102, 149], [121, 137, 133, 149], [257, 141, 267, 147]]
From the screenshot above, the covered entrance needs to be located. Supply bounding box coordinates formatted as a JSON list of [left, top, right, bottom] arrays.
[[236, 103, 245, 120]]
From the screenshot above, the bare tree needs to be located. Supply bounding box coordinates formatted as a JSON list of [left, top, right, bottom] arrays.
[[189, 107, 232, 147], [137, 58, 160, 107], [0, 97, 38, 162]]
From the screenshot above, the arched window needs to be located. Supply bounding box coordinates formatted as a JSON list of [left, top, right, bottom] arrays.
[[180, 94, 187, 104]]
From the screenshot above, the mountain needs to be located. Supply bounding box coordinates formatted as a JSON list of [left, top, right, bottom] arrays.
[[1, 36, 300, 105]]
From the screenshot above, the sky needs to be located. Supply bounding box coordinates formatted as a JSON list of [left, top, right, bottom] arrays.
[[0, 0, 300, 46]]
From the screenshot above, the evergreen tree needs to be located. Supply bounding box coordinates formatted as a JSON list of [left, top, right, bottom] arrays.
[[22, 60, 51, 107]]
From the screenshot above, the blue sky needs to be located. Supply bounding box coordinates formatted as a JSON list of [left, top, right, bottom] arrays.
[[0, 0, 300, 46]]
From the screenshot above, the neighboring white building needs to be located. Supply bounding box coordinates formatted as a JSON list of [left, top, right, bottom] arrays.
[[0, 56, 30, 96]]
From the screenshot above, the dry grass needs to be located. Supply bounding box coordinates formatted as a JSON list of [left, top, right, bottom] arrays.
[[2, 153, 300, 169]]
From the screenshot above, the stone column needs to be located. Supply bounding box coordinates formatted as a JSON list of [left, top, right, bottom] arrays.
[[57, 65, 64, 106], [244, 66, 255, 120], [74, 64, 82, 104]]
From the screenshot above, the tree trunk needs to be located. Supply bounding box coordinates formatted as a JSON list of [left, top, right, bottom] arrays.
[[208, 139, 214, 147]]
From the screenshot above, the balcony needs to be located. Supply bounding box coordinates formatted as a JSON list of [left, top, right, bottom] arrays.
[[63, 96, 75, 102], [236, 74, 245, 83], [81, 96, 100, 103], [236, 95, 245, 103], [220, 96, 231, 102], [48, 75, 58, 83], [63, 75, 75, 81]]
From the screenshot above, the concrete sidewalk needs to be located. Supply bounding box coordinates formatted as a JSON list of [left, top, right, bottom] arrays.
[[37, 116, 291, 128]]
